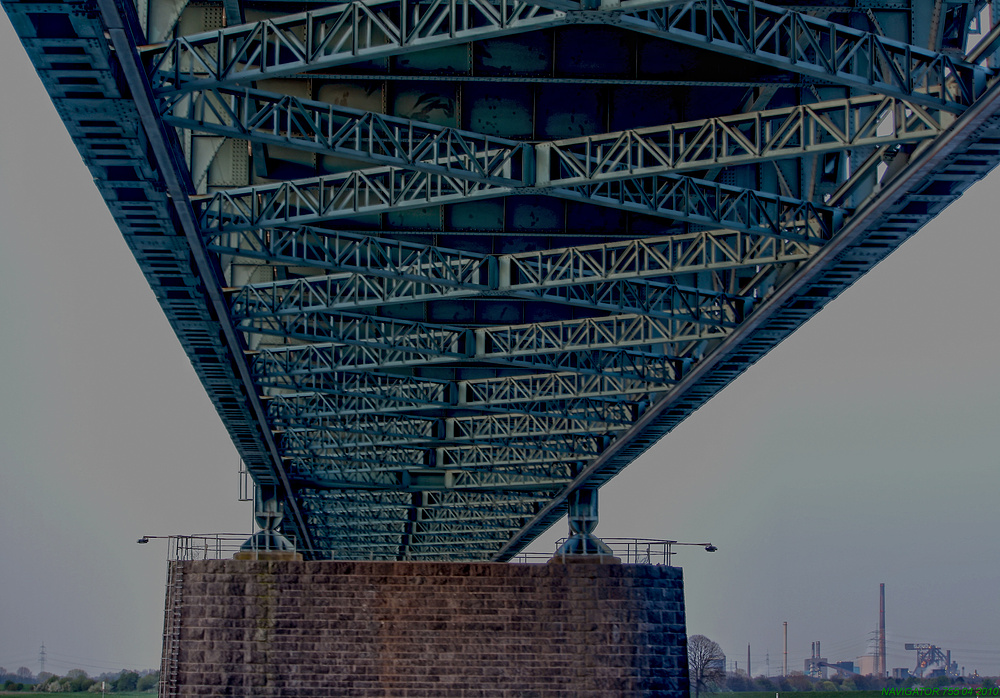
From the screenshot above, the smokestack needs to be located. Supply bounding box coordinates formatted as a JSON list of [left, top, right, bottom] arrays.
[[879, 584, 886, 677], [817, 640, 821, 659], [783, 622, 788, 675], [748, 644, 752, 678]]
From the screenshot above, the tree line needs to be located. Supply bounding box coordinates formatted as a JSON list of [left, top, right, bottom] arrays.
[[688, 635, 1000, 696], [0, 667, 159, 693]]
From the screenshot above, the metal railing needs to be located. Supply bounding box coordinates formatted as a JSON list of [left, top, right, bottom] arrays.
[[140, 534, 714, 563], [139, 533, 300, 561], [513, 538, 716, 565]]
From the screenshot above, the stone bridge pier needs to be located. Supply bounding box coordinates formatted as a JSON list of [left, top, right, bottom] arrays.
[[158, 559, 689, 697]]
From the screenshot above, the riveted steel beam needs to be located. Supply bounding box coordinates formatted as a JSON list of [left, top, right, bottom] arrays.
[[278, 411, 622, 448], [212, 227, 491, 288], [235, 308, 731, 365], [256, 366, 454, 410], [253, 346, 676, 399], [165, 85, 840, 242], [257, 380, 447, 418], [92, 0, 317, 554], [149, 0, 981, 115], [282, 430, 606, 465], [253, 339, 685, 382], [409, 530, 518, 545], [272, 396, 633, 424], [149, 0, 574, 90], [295, 470, 571, 492], [278, 412, 439, 444], [310, 520, 407, 533], [458, 370, 669, 405], [161, 86, 530, 186], [230, 272, 746, 326], [547, 173, 843, 239], [196, 100, 920, 230], [254, 366, 666, 422], [267, 389, 640, 426], [197, 167, 507, 232], [420, 489, 553, 509], [614, 0, 983, 111], [536, 95, 951, 187], [238, 310, 468, 358], [414, 522, 526, 535], [504, 230, 820, 288], [209, 222, 821, 312]]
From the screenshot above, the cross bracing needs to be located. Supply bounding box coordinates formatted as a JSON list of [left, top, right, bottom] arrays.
[[229, 270, 746, 323], [537, 95, 952, 186], [8, 0, 1000, 561], [208, 213, 832, 293], [295, 470, 572, 492], [275, 411, 621, 446], [281, 426, 606, 457], [237, 311, 730, 370], [254, 340, 683, 382], [194, 96, 945, 231], [147, 0, 982, 111], [267, 391, 639, 426], [162, 86, 531, 186]]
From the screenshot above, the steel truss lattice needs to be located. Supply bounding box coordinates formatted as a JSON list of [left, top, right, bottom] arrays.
[[6, 0, 1000, 560]]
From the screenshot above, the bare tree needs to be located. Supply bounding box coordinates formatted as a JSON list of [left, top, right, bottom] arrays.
[[688, 634, 725, 698]]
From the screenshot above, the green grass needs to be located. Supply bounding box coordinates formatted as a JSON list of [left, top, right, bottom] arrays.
[[0, 693, 152, 697], [733, 692, 887, 698]]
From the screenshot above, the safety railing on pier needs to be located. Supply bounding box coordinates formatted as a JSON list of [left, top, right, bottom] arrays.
[[140, 534, 714, 564], [139, 533, 299, 561], [513, 538, 717, 565]]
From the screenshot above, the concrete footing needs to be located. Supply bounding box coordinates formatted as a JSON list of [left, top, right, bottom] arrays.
[[160, 560, 689, 697]]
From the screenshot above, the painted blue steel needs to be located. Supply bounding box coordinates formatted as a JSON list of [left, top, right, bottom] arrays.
[[6, 0, 1000, 561]]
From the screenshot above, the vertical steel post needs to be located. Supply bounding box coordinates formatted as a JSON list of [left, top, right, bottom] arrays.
[[783, 622, 788, 676], [552, 488, 617, 560]]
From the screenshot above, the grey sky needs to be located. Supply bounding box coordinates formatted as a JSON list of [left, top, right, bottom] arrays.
[[2, 9, 999, 679]]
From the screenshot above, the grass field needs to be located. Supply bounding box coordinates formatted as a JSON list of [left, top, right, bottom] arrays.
[[735, 692, 887, 698], [0, 693, 152, 697], [3, 691, 986, 698]]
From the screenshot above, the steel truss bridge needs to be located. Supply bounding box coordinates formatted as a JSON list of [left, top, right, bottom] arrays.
[[6, 0, 1000, 561]]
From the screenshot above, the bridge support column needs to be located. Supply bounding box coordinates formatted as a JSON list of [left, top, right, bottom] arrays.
[[552, 487, 620, 562], [233, 486, 301, 561], [159, 559, 689, 696]]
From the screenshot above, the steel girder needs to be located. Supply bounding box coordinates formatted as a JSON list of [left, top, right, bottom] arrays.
[[267, 391, 639, 426], [536, 95, 951, 186], [230, 272, 744, 326], [199, 178, 840, 243], [252, 360, 667, 414], [205, 187, 835, 272], [161, 86, 531, 186], [9, 0, 999, 561], [613, 0, 983, 110], [193, 96, 945, 231], [148, 0, 574, 88], [148, 0, 983, 111], [253, 341, 684, 382], [235, 310, 731, 363], [276, 411, 621, 447]]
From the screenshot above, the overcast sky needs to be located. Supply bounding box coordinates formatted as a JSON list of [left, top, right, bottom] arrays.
[[2, 9, 999, 680]]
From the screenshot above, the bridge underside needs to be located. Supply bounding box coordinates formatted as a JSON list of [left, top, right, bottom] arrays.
[[6, 0, 1000, 560]]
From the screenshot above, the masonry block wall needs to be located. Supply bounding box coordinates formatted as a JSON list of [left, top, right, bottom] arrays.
[[161, 560, 688, 697]]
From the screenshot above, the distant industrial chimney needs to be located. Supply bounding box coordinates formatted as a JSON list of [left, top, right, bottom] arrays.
[[784, 622, 788, 675], [879, 584, 886, 677]]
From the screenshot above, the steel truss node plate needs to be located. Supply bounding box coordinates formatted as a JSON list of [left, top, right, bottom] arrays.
[[6, 0, 1000, 560]]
